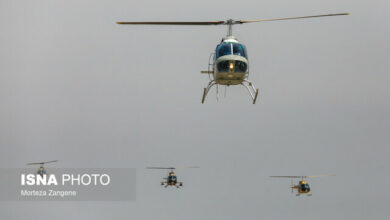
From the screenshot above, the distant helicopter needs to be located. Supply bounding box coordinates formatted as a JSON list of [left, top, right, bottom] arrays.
[[27, 160, 58, 177], [117, 13, 349, 104], [147, 166, 199, 188], [270, 174, 335, 196]]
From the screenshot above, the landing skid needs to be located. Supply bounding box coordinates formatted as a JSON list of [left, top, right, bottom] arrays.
[[161, 182, 183, 188], [241, 80, 259, 104], [201, 80, 259, 104], [202, 80, 216, 104], [296, 193, 312, 196]]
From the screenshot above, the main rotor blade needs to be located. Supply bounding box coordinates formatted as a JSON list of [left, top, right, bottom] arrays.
[[146, 166, 199, 170], [306, 174, 335, 178], [270, 174, 335, 178], [174, 166, 200, 170], [27, 160, 58, 165], [240, 13, 349, 23], [270, 176, 303, 178], [146, 167, 176, 170], [43, 160, 58, 164], [117, 21, 224, 25], [27, 162, 44, 165]]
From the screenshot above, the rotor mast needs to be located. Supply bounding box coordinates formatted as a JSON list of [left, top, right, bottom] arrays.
[[226, 19, 234, 36]]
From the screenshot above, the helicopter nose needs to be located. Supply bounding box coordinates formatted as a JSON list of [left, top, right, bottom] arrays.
[[217, 60, 247, 73]]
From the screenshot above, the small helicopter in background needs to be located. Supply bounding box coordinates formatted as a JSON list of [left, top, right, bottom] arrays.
[[27, 160, 58, 177], [117, 13, 349, 104], [147, 166, 199, 188], [270, 174, 335, 196]]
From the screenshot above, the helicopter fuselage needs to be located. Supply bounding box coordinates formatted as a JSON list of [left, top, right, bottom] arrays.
[[212, 37, 249, 85], [201, 36, 258, 103], [214, 55, 248, 85], [37, 166, 46, 177], [161, 172, 183, 187], [292, 180, 311, 195], [167, 174, 177, 185]]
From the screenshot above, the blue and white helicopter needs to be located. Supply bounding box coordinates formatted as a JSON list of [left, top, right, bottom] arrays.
[[117, 13, 349, 104]]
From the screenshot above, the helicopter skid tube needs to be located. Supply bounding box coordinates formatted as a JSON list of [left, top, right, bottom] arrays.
[[241, 80, 259, 104], [202, 80, 216, 104]]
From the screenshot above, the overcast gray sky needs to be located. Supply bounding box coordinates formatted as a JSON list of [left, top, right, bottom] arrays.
[[0, 0, 389, 219]]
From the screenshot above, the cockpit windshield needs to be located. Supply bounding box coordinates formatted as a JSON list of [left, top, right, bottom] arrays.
[[216, 44, 231, 58], [168, 176, 177, 182], [232, 44, 247, 58], [215, 43, 248, 59], [301, 184, 310, 190]]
